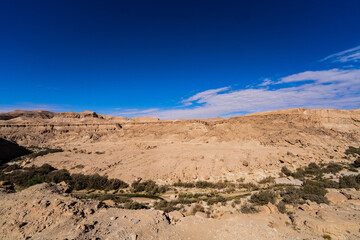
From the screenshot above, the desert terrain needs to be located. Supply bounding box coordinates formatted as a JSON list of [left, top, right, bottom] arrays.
[[1, 108, 360, 239]]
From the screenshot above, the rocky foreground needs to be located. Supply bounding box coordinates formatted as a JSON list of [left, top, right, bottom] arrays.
[[1, 183, 360, 240]]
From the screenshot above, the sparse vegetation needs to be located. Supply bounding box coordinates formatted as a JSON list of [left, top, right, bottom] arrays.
[[276, 202, 286, 214], [191, 204, 205, 214], [345, 146, 360, 156], [258, 176, 275, 184], [281, 166, 292, 176], [26, 148, 63, 159], [353, 158, 360, 168], [339, 175, 360, 189], [0, 164, 128, 190], [241, 203, 258, 213], [131, 180, 168, 194], [250, 190, 276, 205], [173, 180, 236, 189]]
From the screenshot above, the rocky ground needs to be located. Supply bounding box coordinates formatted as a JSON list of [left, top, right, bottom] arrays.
[[1, 108, 360, 239], [1, 183, 360, 240]]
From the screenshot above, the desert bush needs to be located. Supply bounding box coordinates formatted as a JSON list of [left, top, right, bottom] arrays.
[[27, 148, 63, 159], [45, 169, 71, 183], [304, 163, 322, 176], [174, 180, 235, 189], [154, 200, 180, 212], [69, 173, 128, 190], [277, 202, 286, 214], [258, 177, 275, 184], [238, 182, 257, 190], [123, 201, 148, 210], [207, 196, 227, 205], [345, 146, 360, 156], [353, 158, 360, 168], [173, 181, 195, 188], [291, 167, 305, 180], [3, 164, 21, 172], [280, 187, 303, 205], [0, 164, 55, 187], [0, 163, 128, 190], [281, 166, 292, 176], [322, 179, 339, 189], [191, 204, 205, 214], [250, 190, 276, 205], [339, 175, 360, 189], [131, 180, 168, 194], [241, 203, 258, 213], [324, 163, 343, 174], [301, 180, 328, 204]]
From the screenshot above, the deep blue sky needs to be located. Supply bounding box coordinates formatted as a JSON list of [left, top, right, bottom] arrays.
[[1, 0, 360, 118]]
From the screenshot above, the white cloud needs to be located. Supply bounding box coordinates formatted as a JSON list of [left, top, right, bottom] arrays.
[[123, 68, 360, 119], [322, 45, 360, 63]]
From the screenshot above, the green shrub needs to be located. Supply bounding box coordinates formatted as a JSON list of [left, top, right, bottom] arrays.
[[25, 175, 44, 188], [250, 190, 276, 205]]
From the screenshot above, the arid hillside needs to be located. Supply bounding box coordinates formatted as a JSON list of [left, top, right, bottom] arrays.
[[1, 108, 360, 183]]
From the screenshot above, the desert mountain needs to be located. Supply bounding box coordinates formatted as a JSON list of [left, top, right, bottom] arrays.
[[0, 108, 359, 183]]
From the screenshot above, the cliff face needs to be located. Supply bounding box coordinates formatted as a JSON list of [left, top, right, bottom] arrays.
[[1, 108, 359, 146], [0, 108, 359, 182]]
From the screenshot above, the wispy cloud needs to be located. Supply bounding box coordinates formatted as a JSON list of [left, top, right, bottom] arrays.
[[322, 45, 360, 63], [258, 78, 273, 86], [121, 68, 360, 119]]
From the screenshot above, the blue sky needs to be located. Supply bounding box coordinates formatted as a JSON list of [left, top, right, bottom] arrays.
[[1, 0, 360, 119]]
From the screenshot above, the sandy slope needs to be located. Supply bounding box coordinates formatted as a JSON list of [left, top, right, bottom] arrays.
[[1, 108, 359, 183]]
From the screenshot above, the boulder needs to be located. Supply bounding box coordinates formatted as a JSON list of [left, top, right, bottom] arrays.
[[340, 189, 360, 200], [325, 192, 347, 204], [266, 203, 279, 214], [167, 210, 184, 224], [258, 205, 271, 214]]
